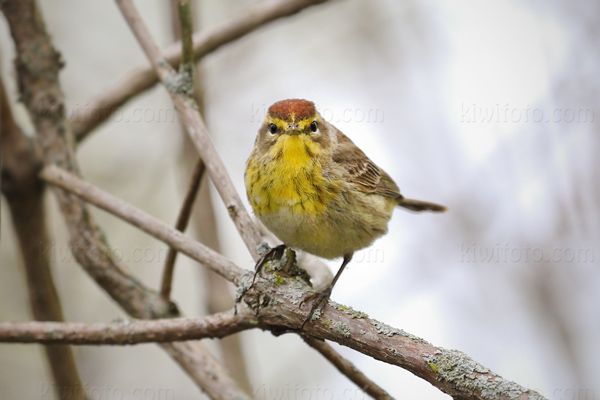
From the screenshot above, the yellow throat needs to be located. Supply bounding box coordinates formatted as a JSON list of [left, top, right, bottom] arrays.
[[247, 129, 332, 217]]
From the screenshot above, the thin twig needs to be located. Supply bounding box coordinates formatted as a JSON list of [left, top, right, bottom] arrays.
[[160, 159, 205, 299], [0, 310, 253, 345], [40, 165, 243, 284], [72, 0, 331, 141], [303, 337, 394, 400], [158, 0, 199, 301], [116, 0, 263, 259], [177, 0, 194, 68]]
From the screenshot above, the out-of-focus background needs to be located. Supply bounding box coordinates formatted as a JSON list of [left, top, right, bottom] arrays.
[[1, 0, 599, 399]]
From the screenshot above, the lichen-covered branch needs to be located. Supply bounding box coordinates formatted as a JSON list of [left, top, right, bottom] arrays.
[[245, 274, 546, 400], [0, 267, 546, 400], [72, 0, 331, 141]]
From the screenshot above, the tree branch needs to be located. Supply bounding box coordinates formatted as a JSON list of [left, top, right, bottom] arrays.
[[159, 0, 200, 301], [0, 0, 170, 319], [168, 1, 253, 392], [0, 1, 249, 398], [0, 71, 86, 400], [40, 164, 242, 284], [160, 158, 205, 299], [0, 269, 546, 400], [0, 310, 253, 345], [116, 0, 263, 260], [248, 276, 546, 400], [72, 0, 331, 141]]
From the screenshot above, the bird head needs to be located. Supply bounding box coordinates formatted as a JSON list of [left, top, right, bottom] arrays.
[[253, 99, 333, 160], [266, 98, 319, 136]]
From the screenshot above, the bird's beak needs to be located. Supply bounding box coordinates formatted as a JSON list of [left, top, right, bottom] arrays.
[[287, 123, 300, 134]]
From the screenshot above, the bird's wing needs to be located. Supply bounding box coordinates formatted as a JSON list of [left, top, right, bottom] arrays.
[[331, 127, 402, 201]]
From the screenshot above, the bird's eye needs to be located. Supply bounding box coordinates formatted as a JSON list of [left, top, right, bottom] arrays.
[[310, 121, 318, 132], [269, 123, 278, 134]]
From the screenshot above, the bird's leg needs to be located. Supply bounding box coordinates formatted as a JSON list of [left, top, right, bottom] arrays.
[[300, 253, 353, 329]]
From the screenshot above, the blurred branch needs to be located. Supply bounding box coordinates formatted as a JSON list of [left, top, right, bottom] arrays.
[[1, 0, 171, 320], [302, 337, 393, 400], [40, 165, 242, 284], [160, 158, 205, 299], [0, 310, 253, 345], [72, 0, 332, 141], [116, 0, 263, 260], [0, 72, 86, 400], [0, 1, 249, 398]]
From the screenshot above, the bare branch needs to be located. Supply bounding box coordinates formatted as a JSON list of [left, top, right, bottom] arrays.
[[0, 0, 170, 319], [116, 0, 263, 259], [303, 337, 394, 400], [160, 159, 205, 299], [0, 310, 253, 345], [0, 72, 86, 400], [72, 0, 331, 141], [40, 165, 243, 284], [0, 1, 249, 397], [159, 0, 199, 301]]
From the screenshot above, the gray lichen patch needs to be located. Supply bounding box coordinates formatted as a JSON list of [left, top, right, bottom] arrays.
[[162, 67, 194, 96], [330, 302, 368, 319], [425, 349, 547, 400], [235, 270, 255, 301], [310, 307, 323, 321], [276, 276, 310, 305], [331, 320, 351, 337], [370, 319, 429, 344]]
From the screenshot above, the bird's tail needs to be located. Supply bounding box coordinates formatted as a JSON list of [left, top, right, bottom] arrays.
[[397, 197, 447, 212]]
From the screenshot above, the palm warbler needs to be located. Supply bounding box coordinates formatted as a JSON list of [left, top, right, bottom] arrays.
[[245, 99, 446, 326]]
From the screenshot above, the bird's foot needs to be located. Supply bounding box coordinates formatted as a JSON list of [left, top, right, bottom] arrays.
[[235, 244, 287, 314], [300, 286, 332, 329], [252, 244, 287, 286]]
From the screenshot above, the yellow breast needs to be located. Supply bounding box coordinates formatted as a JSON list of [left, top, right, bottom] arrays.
[[246, 135, 332, 216]]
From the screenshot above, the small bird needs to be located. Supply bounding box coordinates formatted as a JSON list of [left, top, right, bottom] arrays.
[[245, 99, 446, 327]]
